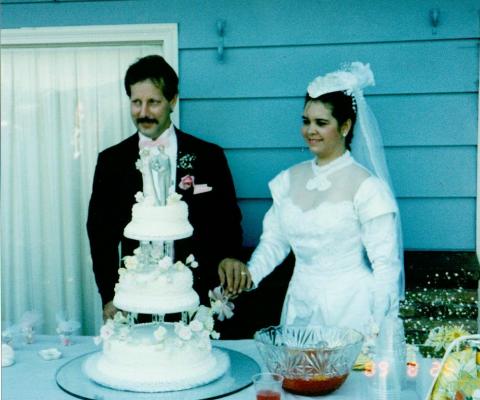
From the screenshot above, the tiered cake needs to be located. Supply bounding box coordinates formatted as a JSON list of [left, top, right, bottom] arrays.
[[84, 145, 230, 392]]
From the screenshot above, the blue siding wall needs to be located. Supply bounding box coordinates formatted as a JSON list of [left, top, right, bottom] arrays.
[[4, 0, 479, 250]]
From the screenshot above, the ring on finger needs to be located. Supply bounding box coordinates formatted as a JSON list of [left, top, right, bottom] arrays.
[[240, 271, 247, 276]]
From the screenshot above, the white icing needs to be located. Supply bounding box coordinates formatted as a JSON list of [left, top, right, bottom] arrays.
[[124, 201, 193, 241], [84, 348, 230, 392], [113, 264, 199, 314], [87, 323, 228, 391]]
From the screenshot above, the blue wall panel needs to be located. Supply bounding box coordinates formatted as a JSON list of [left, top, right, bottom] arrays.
[[3, 0, 479, 46], [180, 41, 477, 98], [180, 93, 477, 148], [226, 147, 476, 198]]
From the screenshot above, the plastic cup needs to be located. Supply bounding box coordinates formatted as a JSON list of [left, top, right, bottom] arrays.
[[252, 372, 284, 400]]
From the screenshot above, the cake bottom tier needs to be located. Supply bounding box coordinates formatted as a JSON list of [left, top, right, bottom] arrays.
[[83, 348, 230, 392]]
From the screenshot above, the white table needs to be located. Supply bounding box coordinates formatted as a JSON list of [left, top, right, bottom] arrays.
[[2, 336, 423, 400]]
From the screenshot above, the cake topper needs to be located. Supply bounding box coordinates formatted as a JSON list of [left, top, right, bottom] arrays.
[[137, 147, 171, 206]]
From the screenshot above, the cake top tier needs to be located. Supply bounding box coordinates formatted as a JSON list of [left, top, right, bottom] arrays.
[[123, 146, 193, 241]]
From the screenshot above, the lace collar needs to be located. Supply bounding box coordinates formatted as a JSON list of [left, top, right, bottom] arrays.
[[306, 151, 353, 191]]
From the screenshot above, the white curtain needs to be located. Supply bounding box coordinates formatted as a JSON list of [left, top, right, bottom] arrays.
[[1, 44, 163, 335]]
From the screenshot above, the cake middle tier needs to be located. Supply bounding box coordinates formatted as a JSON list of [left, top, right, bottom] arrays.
[[114, 265, 199, 314]]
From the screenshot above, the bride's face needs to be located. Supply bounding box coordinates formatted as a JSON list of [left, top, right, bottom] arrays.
[[301, 100, 347, 165]]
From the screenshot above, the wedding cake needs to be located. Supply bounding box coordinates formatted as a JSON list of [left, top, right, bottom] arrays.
[[84, 145, 230, 392]]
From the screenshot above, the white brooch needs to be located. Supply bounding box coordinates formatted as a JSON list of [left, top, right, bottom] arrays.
[[306, 175, 332, 191]]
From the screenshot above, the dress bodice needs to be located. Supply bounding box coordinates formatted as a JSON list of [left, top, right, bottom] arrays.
[[248, 152, 402, 333], [280, 198, 366, 278]]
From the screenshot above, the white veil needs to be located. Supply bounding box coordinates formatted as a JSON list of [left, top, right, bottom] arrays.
[[307, 62, 405, 298]]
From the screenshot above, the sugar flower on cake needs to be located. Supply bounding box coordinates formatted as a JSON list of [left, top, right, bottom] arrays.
[[99, 320, 115, 341], [117, 326, 130, 341], [167, 192, 182, 204], [209, 286, 234, 321], [153, 326, 167, 342], [189, 320, 203, 333], [123, 255, 138, 270], [186, 254, 199, 268], [94, 312, 130, 345], [134, 191, 144, 203], [192, 305, 215, 332], [174, 261, 186, 271], [157, 256, 173, 272], [113, 311, 128, 325], [174, 323, 193, 341]]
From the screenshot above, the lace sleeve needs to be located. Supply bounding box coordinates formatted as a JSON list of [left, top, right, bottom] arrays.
[[247, 170, 291, 288]]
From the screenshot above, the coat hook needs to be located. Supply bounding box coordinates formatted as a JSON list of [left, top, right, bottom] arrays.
[[216, 19, 226, 62], [429, 8, 440, 34]]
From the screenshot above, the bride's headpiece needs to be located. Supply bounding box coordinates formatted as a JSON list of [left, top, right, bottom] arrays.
[[307, 62, 375, 102], [307, 62, 405, 298]]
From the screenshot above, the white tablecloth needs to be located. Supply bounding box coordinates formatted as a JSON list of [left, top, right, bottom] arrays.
[[2, 335, 423, 400]]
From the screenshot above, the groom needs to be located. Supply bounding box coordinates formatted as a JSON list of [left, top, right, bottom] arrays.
[[87, 55, 243, 320]]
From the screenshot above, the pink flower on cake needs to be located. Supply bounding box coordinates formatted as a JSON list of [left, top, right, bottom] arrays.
[[179, 175, 194, 190]]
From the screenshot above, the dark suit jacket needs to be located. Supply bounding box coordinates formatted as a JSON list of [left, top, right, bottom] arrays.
[[86, 128, 243, 307]]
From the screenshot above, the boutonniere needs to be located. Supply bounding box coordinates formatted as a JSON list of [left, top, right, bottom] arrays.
[[178, 153, 196, 170], [178, 174, 213, 194], [179, 175, 195, 190]]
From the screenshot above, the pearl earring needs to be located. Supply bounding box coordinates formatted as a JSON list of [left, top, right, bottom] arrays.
[[342, 131, 347, 137]]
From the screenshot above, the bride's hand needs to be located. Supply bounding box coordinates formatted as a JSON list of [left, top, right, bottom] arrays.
[[218, 258, 252, 295]]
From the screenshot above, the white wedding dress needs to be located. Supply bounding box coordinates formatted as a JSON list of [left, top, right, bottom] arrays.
[[248, 151, 402, 334]]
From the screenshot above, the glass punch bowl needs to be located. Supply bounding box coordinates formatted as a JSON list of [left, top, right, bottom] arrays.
[[254, 325, 364, 396]]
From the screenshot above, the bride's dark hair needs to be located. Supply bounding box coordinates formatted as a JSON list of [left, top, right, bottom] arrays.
[[304, 91, 357, 150]]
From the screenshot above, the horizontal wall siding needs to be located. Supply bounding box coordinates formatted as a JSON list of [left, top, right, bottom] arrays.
[[226, 147, 476, 199], [180, 40, 478, 98], [181, 93, 478, 148], [3, 0, 479, 251], [3, 0, 479, 46]]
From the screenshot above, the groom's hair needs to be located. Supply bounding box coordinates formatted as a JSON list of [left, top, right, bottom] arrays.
[[124, 55, 178, 101]]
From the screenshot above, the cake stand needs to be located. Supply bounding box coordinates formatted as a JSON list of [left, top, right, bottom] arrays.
[[56, 346, 260, 400]]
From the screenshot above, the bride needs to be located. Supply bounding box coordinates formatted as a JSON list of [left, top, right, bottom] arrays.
[[218, 62, 404, 334]]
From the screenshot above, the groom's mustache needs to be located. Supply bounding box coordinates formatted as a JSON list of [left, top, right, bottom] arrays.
[[137, 117, 158, 124]]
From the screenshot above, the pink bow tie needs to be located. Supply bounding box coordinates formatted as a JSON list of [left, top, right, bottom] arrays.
[[139, 134, 169, 149]]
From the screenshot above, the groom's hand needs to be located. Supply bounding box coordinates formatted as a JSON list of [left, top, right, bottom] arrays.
[[218, 258, 252, 296], [103, 301, 119, 321]]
